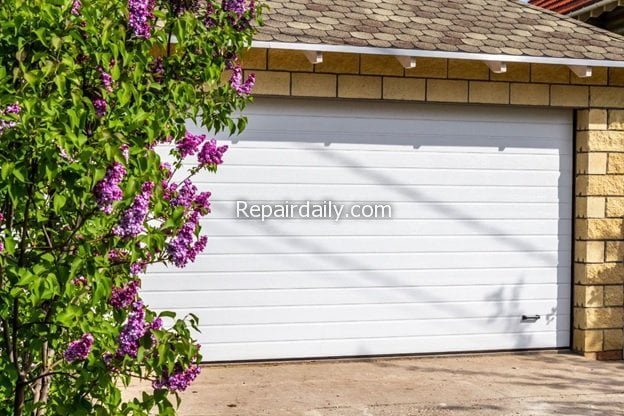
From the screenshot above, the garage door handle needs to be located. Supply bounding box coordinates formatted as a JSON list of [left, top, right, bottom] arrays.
[[521, 315, 541, 322]]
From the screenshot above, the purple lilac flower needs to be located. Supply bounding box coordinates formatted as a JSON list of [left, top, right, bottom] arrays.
[[64, 333, 94, 362], [165, 179, 212, 213], [113, 182, 154, 238], [108, 248, 129, 263], [93, 162, 126, 214], [130, 259, 149, 275], [0, 241, 4, 254], [72, 276, 88, 286], [116, 301, 148, 358], [0, 120, 16, 135], [109, 280, 140, 309], [4, 103, 20, 114], [71, 0, 81, 15], [194, 191, 211, 214], [176, 131, 205, 158], [167, 212, 208, 268], [171, 180, 197, 208], [229, 65, 255, 95], [204, 2, 217, 27], [175, 0, 200, 15], [198, 139, 228, 166], [0, 213, 4, 223], [92, 98, 107, 117], [162, 181, 176, 202], [222, 0, 246, 16], [128, 0, 156, 39], [150, 317, 163, 330], [99, 67, 113, 92], [153, 364, 201, 392], [103, 352, 114, 368]]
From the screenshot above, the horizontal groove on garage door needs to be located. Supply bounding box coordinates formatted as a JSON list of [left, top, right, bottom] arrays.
[[144, 98, 573, 361]]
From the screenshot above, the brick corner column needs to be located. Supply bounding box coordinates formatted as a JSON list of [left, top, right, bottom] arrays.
[[574, 108, 624, 360]]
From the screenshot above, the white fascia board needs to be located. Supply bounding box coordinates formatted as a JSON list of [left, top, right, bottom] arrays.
[[569, 0, 622, 18], [252, 40, 624, 68]]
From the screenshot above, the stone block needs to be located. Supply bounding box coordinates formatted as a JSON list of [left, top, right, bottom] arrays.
[[575, 306, 624, 329], [241, 48, 267, 70], [315, 52, 359, 74], [606, 197, 624, 217], [405, 58, 447, 79], [291, 73, 337, 97], [590, 87, 624, 108], [575, 263, 624, 284], [250, 71, 291, 96], [383, 77, 425, 101], [573, 328, 603, 352], [510, 83, 549, 105], [604, 328, 624, 350], [607, 153, 624, 174], [448, 59, 489, 80], [604, 285, 624, 306], [338, 75, 382, 99], [490, 63, 530, 82], [361, 55, 404, 76], [576, 153, 607, 174], [574, 285, 604, 307], [575, 241, 605, 263], [550, 85, 588, 107], [577, 130, 624, 152], [427, 79, 468, 103], [469, 82, 509, 104], [268, 49, 313, 72], [531, 64, 569, 84]]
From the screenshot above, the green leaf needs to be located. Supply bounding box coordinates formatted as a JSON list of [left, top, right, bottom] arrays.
[[158, 311, 176, 319], [1, 162, 14, 180], [53, 194, 67, 212]]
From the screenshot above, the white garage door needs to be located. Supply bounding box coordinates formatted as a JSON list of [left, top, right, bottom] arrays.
[[144, 98, 573, 362]]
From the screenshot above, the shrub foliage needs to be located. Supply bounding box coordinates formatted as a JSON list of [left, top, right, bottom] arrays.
[[0, 0, 258, 414]]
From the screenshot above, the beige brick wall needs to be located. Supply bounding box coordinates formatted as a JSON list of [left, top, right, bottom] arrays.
[[575, 108, 624, 360], [242, 48, 624, 360]]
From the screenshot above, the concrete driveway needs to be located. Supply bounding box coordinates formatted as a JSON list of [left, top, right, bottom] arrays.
[[129, 352, 624, 415]]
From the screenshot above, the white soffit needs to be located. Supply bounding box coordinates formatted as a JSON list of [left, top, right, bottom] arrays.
[[252, 40, 624, 68]]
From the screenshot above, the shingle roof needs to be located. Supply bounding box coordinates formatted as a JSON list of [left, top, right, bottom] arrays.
[[255, 0, 624, 63], [529, 0, 596, 14]]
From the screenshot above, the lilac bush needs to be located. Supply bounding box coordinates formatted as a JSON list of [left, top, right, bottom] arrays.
[[0, 0, 260, 414], [64, 334, 95, 363], [94, 162, 127, 214]]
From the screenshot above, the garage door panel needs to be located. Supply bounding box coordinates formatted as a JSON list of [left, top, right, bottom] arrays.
[[236, 110, 570, 145], [182, 167, 569, 187], [164, 136, 570, 154], [196, 316, 569, 344], [146, 98, 572, 360], [204, 185, 569, 203], [222, 131, 571, 153], [200, 332, 570, 362], [208, 202, 569, 220], [144, 267, 571, 291], [150, 300, 568, 326], [192, 235, 566, 254], [143, 283, 570, 309], [165, 150, 571, 171], [200, 219, 569, 237], [150, 251, 570, 273]]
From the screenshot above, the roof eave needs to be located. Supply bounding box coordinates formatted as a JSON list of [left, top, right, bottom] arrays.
[[252, 40, 624, 68], [569, 0, 624, 18]]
